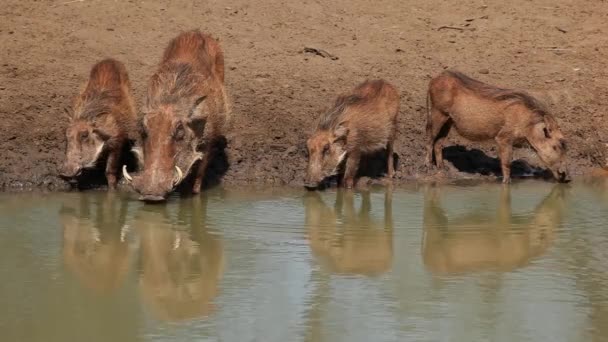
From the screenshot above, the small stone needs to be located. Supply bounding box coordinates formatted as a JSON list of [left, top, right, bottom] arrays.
[[479, 68, 489, 74], [284, 146, 297, 156]]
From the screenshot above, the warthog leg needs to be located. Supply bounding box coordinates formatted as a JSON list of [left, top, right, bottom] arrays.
[[193, 150, 214, 194], [387, 139, 395, 178], [426, 108, 451, 169], [343, 150, 361, 189], [496, 131, 514, 183], [105, 147, 120, 190]]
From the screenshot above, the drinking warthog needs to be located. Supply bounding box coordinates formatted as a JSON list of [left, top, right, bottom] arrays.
[[123, 30, 229, 201], [305, 80, 399, 189], [60, 58, 137, 189], [426, 70, 569, 183]]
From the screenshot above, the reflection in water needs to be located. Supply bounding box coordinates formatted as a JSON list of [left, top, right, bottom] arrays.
[[304, 189, 393, 276], [586, 168, 608, 203], [60, 192, 131, 293], [60, 194, 224, 322], [422, 184, 567, 274], [135, 195, 224, 322], [6, 184, 606, 341]]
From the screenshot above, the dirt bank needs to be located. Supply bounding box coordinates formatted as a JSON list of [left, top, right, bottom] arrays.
[[1, 0, 607, 190]]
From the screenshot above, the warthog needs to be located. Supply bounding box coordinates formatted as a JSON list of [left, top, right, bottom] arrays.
[[426, 70, 569, 183], [305, 79, 400, 189], [60, 58, 137, 189], [123, 30, 229, 201]]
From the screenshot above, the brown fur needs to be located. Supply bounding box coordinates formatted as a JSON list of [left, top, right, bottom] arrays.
[[426, 70, 568, 183], [304, 190, 393, 275], [422, 185, 566, 274], [305, 79, 400, 189], [61, 58, 137, 189], [128, 29, 229, 201]]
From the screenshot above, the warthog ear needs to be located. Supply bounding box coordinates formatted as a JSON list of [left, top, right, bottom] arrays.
[[189, 96, 208, 118], [541, 115, 560, 138], [333, 122, 349, 142], [188, 96, 208, 134], [537, 121, 552, 139]]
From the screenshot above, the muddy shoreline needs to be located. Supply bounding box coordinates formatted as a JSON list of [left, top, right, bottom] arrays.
[[1, 0, 606, 192]]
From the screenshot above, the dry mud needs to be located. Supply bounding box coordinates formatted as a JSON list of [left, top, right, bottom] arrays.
[[1, 0, 607, 190]]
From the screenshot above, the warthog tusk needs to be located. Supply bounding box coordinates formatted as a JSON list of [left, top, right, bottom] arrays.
[[122, 165, 133, 182], [331, 151, 348, 175], [174, 165, 184, 185]]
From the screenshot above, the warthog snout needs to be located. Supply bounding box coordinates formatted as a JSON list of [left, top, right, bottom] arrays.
[[123, 165, 184, 202], [552, 165, 570, 183], [304, 170, 324, 190], [59, 163, 82, 179]]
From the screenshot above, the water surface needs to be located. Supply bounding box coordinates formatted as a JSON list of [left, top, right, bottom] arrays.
[[1, 181, 607, 342]]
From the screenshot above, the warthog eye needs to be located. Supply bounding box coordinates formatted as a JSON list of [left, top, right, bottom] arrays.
[[174, 122, 185, 141], [322, 144, 330, 156], [79, 131, 89, 141], [543, 127, 551, 139]]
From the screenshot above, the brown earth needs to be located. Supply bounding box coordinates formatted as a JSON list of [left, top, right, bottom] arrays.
[[1, 0, 607, 191]]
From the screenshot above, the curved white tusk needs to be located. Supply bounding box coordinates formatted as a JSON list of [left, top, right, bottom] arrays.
[[174, 165, 184, 184], [122, 165, 133, 182]]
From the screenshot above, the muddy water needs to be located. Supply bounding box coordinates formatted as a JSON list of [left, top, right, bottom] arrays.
[[1, 182, 607, 342]]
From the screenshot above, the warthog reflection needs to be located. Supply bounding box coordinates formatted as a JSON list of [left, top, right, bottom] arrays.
[[60, 194, 224, 321], [422, 184, 567, 274], [304, 189, 393, 276], [60, 192, 131, 293], [134, 196, 224, 321]]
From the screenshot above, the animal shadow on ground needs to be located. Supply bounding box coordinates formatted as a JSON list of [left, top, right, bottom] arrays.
[[442, 145, 554, 180], [313, 149, 399, 189], [355, 150, 400, 180], [67, 141, 139, 191]]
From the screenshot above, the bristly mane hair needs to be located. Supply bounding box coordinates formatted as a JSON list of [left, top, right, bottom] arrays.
[[146, 62, 207, 111], [446, 70, 549, 115], [317, 95, 362, 130], [75, 89, 121, 120]]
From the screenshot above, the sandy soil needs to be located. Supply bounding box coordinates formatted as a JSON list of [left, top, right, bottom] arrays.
[[1, 0, 607, 190]]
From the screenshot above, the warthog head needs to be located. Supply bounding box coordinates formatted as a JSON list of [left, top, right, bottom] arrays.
[[305, 123, 348, 189], [528, 115, 569, 182], [124, 99, 207, 201], [60, 119, 110, 179]]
